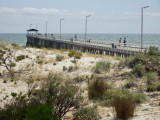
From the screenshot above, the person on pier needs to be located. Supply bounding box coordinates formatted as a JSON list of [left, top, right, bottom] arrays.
[[119, 38, 121, 47], [123, 37, 126, 46]]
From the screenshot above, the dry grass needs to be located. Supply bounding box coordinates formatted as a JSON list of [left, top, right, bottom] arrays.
[[0, 40, 9, 48], [111, 89, 138, 120], [47, 59, 56, 64], [112, 96, 136, 120], [85, 52, 117, 60], [88, 76, 108, 100]]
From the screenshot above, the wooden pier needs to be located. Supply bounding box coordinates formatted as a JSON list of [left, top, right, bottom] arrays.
[[26, 30, 143, 57]]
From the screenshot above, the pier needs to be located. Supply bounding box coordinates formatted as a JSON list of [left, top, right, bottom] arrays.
[[26, 29, 143, 57]]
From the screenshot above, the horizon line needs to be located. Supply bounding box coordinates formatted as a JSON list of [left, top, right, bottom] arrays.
[[0, 32, 160, 34]]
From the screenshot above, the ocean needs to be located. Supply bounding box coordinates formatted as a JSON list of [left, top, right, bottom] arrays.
[[0, 33, 159, 49]]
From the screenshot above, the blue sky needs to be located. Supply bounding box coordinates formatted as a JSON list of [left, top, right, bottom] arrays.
[[0, 0, 160, 33]]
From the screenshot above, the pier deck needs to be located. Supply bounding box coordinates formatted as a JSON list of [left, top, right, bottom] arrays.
[[26, 34, 144, 57]]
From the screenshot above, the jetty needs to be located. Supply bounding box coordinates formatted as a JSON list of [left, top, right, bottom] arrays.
[[26, 29, 143, 57]]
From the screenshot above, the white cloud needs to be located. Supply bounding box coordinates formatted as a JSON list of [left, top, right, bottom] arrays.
[[0, 7, 159, 33], [124, 11, 160, 17], [145, 12, 160, 17], [0, 7, 93, 16], [21, 8, 69, 15], [0, 7, 17, 14]]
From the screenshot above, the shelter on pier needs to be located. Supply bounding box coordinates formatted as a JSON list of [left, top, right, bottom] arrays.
[[27, 29, 39, 34]]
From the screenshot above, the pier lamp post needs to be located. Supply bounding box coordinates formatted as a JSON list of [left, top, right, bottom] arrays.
[[85, 15, 91, 50], [46, 21, 48, 37], [30, 24, 32, 29], [60, 19, 64, 40], [141, 6, 149, 51], [36, 23, 39, 29]]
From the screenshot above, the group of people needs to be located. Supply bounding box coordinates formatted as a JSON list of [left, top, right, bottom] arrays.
[[119, 37, 126, 46]]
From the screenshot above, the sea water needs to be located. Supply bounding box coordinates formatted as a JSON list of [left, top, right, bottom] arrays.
[[0, 33, 159, 49]]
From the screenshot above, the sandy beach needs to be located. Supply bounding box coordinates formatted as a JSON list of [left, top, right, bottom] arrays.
[[0, 44, 160, 120]]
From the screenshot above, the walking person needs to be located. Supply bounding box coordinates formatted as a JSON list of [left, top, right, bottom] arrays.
[[75, 34, 77, 41], [123, 37, 126, 46], [119, 38, 121, 47]]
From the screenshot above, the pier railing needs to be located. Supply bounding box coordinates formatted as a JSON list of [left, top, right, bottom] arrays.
[[26, 33, 145, 56]]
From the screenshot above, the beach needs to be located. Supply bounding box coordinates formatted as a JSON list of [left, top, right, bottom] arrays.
[[0, 43, 160, 120]]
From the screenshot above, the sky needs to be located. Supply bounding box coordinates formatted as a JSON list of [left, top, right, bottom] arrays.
[[0, 0, 160, 34]]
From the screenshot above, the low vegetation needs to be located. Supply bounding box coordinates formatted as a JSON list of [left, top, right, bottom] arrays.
[[124, 80, 137, 89], [71, 58, 77, 64], [68, 65, 79, 72], [111, 89, 146, 120], [0, 92, 60, 120], [68, 50, 82, 59], [11, 43, 20, 48], [146, 72, 158, 85], [1, 42, 159, 120], [101, 89, 146, 107], [148, 46, 160, 56], [0, 47, 16, 81], [88, 76, 109, 100], [16, 54, 27, 61], [73, 106, 101, 120], [129, 47, 160, 73], [93, 60, 111, 74], [56, 54, 64, 61], [0, 73, 83, 119], [132, 63, 145, 77], [73, 75, 86, 83]]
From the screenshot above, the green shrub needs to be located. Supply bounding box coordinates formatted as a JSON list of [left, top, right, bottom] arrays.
[[68, 50, 82, 58], [68, 66, 73, 72], [118, 59, 127, 69], [88, 77, 108, 100], [132, 64, 145, 77], [68, 65, 78, 72], [0, 102, 59, 120], [157, 84, 160, 91], [147, 84, 157, 92], [53, 63, 56, 65], [74, 52, 82, 59], [93, 61, 111, 74], [129, 53, 146, 68], [37, 59, 43, 64], [39, 73, 82, 118], [63, 66, 67, 71], [56, 55, 64, 61], [158, 68, 160, 76], [133, 93, 146, 103], [146, 72, 157, 85], [11, 43, 19, 48], [11, 92, 17, 97], [73, 106, 101, 120], [3, 80, 7, 83], [73, 75, 85, 83], [102, 89, 145, 107], [124, 80, 137, 88], [74, 55, 81, 59], [68, 50, 76, 57], [16, 55, 26, 61], [148, 46, 160, 56], [24, 104, 59, 120], [0, 73, 83, 119], [11, 63, 16, 67], [101, 90, 117, 106], [128, 51, 160, 73], [71, 59, 77, 64]]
